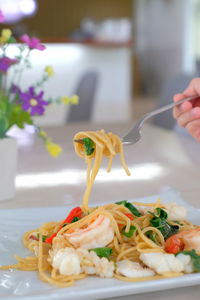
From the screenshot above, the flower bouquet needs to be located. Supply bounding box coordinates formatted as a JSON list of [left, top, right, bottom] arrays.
[[0, 10, 78, 157]]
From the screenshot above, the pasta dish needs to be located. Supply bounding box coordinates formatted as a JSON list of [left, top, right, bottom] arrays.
[[1, 130, 200, 287]]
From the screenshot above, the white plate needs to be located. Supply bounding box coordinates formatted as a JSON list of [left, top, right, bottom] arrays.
[[1, 189, 200, 300]]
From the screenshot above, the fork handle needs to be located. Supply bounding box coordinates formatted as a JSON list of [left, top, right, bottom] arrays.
[[138, 95, 199, 129]]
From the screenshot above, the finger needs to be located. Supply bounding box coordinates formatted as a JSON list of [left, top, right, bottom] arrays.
[[177, 107, 200, 127], [173, 93, 185, 102], [185, 119, 200, 142], [183, 77, 200, 96], [173, 101, 193, 119]]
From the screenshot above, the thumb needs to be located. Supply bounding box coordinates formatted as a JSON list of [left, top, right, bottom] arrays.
[[183, 78, 200, 97]]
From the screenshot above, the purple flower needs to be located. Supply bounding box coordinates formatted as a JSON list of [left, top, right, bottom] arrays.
[[0, 57, 19, 73], [0, 10, 5, 23], [20, 34, 46, 51], [19, 87, 48, 116]]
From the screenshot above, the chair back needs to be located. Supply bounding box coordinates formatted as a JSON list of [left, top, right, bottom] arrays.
[[67, 71, 99, 122]]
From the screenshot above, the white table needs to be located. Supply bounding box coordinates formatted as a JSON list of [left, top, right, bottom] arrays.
[[0, 122, 200, 299]]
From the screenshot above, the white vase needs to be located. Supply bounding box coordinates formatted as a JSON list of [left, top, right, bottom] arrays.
[[0, 137, 17, 201]]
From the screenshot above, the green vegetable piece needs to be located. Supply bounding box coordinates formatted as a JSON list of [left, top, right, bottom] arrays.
[[145, 230, 157, 243], [71, 216, 80, 223], [125, 202, 141, 217], [116, 200, 127, 206], [115, 200, 141, 217], [149, 208, 179, 239], [180, 249, 198, 258], [62, 216, 80, 227], [89, 247, 112, 258], [177, 249, 200, 272], [37, 233, 47, 242], [83, 137, 95, 156], [122, 225, 136, 238], [155, 208, 168, 219]]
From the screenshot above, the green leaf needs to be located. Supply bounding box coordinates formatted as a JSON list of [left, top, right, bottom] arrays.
[[122, 225, 136, 238], [83, 137, 95, 156], [0, 117, 9, 137], [116, 200, 141, 217], [145, 230, 157, 243], [125, 202, 141, 217], [71, 216, 80, 223], [149, 208, 179, 239], [7, 36, 17, 44], [89, 247, 112, 259], [179, 249, 198, 259], [115, 200, 127, 206], [37, 233, 47, 242], [155, 208, 168, 219], [194, 258, 200, 272], [0, 101, 7, 113], [177, 249, 200, 272], [8, 104, 33, 129]]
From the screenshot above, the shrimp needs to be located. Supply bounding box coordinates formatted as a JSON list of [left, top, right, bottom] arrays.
[[165, 228, 200, 254], [163, 203, 187, 221], [64, 215, 114, 249]]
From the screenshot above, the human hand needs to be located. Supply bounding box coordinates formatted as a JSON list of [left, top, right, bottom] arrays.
[[173, 78, 200, 142]]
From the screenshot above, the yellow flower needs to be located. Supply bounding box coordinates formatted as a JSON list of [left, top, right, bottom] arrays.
[[61, 95, 79, 105], [46, 142, 62, 157], [61, 96, 70, 104], [39, 130, 47, 138], [70, 95, 79, 105], [0, 29, 12, 43], [44, 66, 55, 77]]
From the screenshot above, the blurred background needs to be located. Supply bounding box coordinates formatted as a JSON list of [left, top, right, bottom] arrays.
[[1, 0, 200, 129]]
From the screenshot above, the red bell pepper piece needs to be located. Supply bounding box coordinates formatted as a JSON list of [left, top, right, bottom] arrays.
[[124, 213, 134, 220], [62, 206, 82, 224], [45, 207, 82, 244], [45, 233, 57, 244], [118, 212, 134, 229]]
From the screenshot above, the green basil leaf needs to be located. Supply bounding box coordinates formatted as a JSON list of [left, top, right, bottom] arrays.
[[122, 225, 136, 238], [89, 247, 112, 258], [155, 208, 168, 219], [83, 137, 95, 156], [37, 233, 47, 242], [165, 225, 179, 239], [179, 249, 198, 258], [193, 258, 200, 272], [125, 202, 141, 217], [71, 216, 80, 223], [115, 200, 127, 206], [150, 217, 179, 239], [115, 200, 141, 217], [177, 250, 200, 272], [145, 230, 157, 243]]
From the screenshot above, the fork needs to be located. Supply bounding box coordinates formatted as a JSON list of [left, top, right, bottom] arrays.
[[74, 95, 198, 146], [122, 95, 198, 145]]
